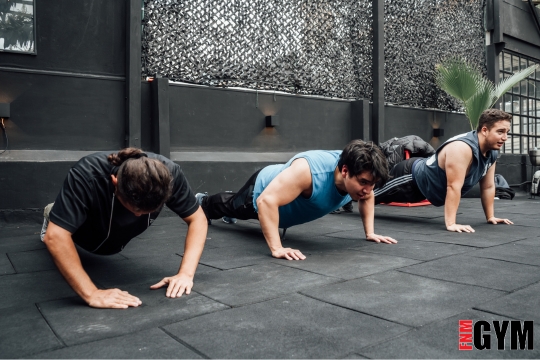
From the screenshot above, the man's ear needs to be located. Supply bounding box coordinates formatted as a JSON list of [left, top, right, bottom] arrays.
[[341, 165, 349, 178], [110, 174, 118, 186]]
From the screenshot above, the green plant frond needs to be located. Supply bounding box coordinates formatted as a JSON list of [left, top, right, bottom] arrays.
[[435, 58, 484, 102], [464, 81, 494, 130], [491, 64, 539, 107]]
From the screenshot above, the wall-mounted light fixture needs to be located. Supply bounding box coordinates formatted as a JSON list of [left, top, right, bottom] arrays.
[[265, 115, 279, 127], [432, 128, 444, 138], [0, 103, 9, 119]]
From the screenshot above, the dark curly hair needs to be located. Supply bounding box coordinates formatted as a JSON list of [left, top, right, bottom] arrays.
[[477, 109, 512, 131], [108, 148, 173, 212], [337, 140, 389, 185]]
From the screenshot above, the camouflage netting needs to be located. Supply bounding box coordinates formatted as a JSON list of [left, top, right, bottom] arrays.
[[143, 0, 485, 110]]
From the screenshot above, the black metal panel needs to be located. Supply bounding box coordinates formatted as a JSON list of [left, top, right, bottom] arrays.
[[150, 77, 170, 157], [0, 0, 126, 76], [372, 0, 384, 143], [126, 0, 142, 148], [350, 100, 370, 141], [0, 70, 125, 150]]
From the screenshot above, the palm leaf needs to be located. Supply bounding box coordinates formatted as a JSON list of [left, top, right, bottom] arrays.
[[490, 64, 539, 107], [465, 80, 494, 130], [435, 58, 485, 102]]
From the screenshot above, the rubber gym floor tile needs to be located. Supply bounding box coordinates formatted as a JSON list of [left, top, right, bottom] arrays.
[[38, 286, 229, 346], [274, 249, 419, 280], [0, 253, 15, 275], [475, 281, 540, 323], [30, 328, 202, 359], [0, 304, 63, 358], [85, 254, 218, 288], [162, 294, 410, 359], [301, 271, 506, 327], [400, 254, 540, 291], [193, 263, 340, 307], [0, 270, 76, 310], [355, 238, 474, 261], [469, 242, 540, 266]]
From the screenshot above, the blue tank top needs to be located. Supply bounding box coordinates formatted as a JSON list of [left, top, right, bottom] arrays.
[[253, 150, 352, 229], [413, 131, 498, 206]]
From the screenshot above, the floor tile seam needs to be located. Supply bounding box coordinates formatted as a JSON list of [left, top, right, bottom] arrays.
[[466, 254, 540, 269], [394, 269, 514, 293], [297, 292, 414, 328], [355, 326, 420, 357], [3, 252, 16, 273], [389, 236, 484, 248], [470, 307, 522, 321], [190, 289, 238, 308], [270, 261, 350, 281], [35, 302, 68, 348], [159, 327, 211, 359], [347, 245, 478, 262], [501, 278, 540, 294]]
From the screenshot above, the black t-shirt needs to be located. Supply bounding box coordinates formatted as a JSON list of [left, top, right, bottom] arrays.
[[49, 151, 199, 255]]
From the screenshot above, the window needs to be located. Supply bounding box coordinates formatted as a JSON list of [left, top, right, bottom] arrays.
[[499, 51, 540, 154], [0, 0, 36, 54]]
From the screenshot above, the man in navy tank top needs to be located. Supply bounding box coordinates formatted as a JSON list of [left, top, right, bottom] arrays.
[[374, 109, 514, 233], [197, 140, 397, 261]]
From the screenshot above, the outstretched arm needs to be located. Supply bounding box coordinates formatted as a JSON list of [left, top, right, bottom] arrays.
[[358, 193, 397, 244], [150, 206, 208, 297], [443, 142, 474, 233], [44, 221, 142, 309], [256, 158, 311, 260], [479, 162, 513, 226]]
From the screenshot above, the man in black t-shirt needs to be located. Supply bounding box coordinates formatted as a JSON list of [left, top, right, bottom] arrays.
[[42, 148, 208, 309]]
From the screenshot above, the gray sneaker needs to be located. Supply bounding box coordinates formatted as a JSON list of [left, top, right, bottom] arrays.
[[342, 201, 353, 212], [195, 192, 212, 225], [222, 216, 237, 224]]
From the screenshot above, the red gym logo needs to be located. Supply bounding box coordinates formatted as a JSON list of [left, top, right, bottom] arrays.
[[459, 320, 534, 350]]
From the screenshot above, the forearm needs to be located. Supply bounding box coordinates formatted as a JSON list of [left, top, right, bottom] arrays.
[[178, 210, 208, 278], [257, 199, 283, 253], [480, 185, 496, 220], [44, 234, 98, 302], [359, 196, 375, 236], [444, 187, 462, 227]]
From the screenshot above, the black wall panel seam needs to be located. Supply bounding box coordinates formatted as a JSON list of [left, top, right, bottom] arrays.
[[0, 67, 125, 81]]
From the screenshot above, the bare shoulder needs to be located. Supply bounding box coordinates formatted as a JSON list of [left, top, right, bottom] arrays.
[[442, 140, 472, 154], [438, 141, 472, 171], [287, 158, 312, 185]]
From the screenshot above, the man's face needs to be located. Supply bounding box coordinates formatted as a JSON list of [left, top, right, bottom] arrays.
[[482, 120, 510, 150], [341, 167, 376, 201]]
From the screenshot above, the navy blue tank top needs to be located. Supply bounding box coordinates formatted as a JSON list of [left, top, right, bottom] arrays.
[[413, 131, 498, 206]]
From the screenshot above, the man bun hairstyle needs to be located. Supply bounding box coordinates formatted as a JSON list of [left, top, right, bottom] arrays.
[[108, 148, 173, 212], [477, 109, 512, 131], [338, 140, 390, 185]]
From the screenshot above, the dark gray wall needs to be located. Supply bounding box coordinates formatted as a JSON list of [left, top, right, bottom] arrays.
[[0, 0, 126, 75], [168, 84, 351, 152], [0, 71, 126, 150]]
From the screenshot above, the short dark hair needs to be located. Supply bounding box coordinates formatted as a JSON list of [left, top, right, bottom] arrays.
[[108, 148, 173, 212], [337, 140, 389, 185], [477, 109, 512, 131]]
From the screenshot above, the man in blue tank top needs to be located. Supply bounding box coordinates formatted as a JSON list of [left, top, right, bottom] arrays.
[[197, 140, 397, 261], [374, 109, 514, 233]]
